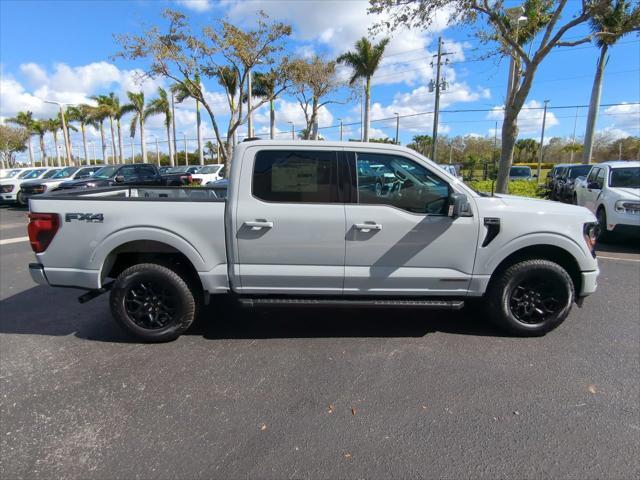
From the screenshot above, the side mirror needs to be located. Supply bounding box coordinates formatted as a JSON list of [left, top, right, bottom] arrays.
[[114, 175, 125, 183], [533, 173, 538, 179], [448, 192, 472, 218], [587, 181, 600, 190], [219, 170, 225, 179]]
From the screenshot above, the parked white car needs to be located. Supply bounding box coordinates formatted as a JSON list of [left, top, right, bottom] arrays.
[[18, 166, 101, 206], [574, 161, 640, 240], [191, 164, 224, 184], [0, 168, 26, 179], [1, 168, 60, 204]]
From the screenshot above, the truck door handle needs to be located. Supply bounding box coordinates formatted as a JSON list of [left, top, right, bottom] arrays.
[[244, 220, 273, 230], [354, 223, 383, 232]]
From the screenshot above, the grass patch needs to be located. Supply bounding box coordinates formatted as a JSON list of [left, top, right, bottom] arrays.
[[467, 180, 545, 199]]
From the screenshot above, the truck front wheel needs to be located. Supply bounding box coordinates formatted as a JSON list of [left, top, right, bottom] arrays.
[[486, 259, 574, 336], [110, 263, 196, 342]]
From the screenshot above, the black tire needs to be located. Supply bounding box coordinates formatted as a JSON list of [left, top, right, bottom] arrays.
[[109, 263, 196, 342], [486, 259, 574, 336], [16, 190, 27, 207], [375, 181, 383, 197], [596, 207, 611, 242]]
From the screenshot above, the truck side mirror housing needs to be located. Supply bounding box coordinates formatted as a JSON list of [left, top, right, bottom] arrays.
[[587, 181, 600, 190], [448, 193, 472, 218], [115, 175, 125, 183]]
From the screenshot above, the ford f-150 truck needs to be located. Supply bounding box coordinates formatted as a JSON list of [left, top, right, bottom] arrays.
[[27, 141, 600, 342]]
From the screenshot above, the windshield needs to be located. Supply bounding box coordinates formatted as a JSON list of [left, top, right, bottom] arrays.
[[167, 166, 189, 173], [610, 167, 640, 188], [510, 167, 531, 177], [42, 169, 61, 179], [568, 165, 591, 179], [17, 169, 36, 179], [76, 167, 98, 178], [51, 167, 77, 179], [92, 166, 118, 179], [1, 169, 21, 178], [22, 169, 47, 179]]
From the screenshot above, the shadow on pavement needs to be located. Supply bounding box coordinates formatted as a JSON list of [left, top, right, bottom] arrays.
[[0, 285, 505, 343], [597, 238, 640, 255]]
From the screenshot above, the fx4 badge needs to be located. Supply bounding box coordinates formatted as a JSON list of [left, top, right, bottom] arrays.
[[65, 213, 104, 223]]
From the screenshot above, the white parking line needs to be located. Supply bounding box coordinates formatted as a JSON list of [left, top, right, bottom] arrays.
[[598, 255, 640, 263], [0, 236, 29, 245]]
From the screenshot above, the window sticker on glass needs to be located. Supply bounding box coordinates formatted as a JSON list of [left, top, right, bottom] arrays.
[[272, 160, 319, 193]]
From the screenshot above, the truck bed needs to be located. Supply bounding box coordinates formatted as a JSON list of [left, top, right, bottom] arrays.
[[29, 186, 229, 294]]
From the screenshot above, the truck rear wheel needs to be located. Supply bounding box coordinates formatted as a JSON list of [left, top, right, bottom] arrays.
[[486, 259, 574, 336], [109, 263, 196, 342]]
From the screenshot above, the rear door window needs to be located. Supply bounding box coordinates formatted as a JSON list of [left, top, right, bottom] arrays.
[[252, 150, 339, 203]]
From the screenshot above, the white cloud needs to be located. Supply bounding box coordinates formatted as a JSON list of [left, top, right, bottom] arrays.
[[487, 100, 559, 136], [175, 0, 212, 12], [603, 102, 640, 132]]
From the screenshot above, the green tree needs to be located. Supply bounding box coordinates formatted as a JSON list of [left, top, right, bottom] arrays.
[[44, 117, 63, 167], [115, 9, 292, 174], [205, 140, 218, 162], [250, 70, 280, 140], [90, 93, 122, 162], [337, 37, 390, 142], [370, 0, 615, 193], [121, 91, 148, 163], [406, 135, 432, 156], [31, 120, 49, 166], [67, 104, 98, 165], [0, 125, 29, 168], [6, 111, 35, 165], [146, 87, 175, 166], [583, 0, 640, 164]]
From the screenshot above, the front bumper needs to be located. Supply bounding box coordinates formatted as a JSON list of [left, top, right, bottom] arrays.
[[1, 193, 17, 202], [579, 268, 599, 297], [29, 263, 49, 286]]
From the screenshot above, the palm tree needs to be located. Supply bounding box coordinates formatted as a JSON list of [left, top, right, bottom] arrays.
[[67, 105, 98, 166], [216, 66, 239, 145], [583, 0, 640, 164], [121, 91, 148, 163], [7, 111, 35, 165], [147, 87, 175, 166], [90, 93, 121, 162], [251, 71, 278, 139], [205, 140, 217, 162], [337, 37, 390, 142], [44, 117, 63, 167], [88, 105, 109, 164], [31, 120, 49, 167]]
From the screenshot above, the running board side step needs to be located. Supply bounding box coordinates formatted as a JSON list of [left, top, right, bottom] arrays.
[[238, 298, 465, 309]]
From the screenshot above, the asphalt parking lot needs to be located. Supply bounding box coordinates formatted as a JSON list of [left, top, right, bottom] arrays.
[[1, 204, 639, 479]]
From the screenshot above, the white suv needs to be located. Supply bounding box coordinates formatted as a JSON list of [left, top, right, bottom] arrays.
[[575, 161, 640, 240]]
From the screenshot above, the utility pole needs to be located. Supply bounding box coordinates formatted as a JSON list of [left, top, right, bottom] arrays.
[[338, 119, 343, 141], [429, 37, 452, 162], [182, 132, 188, 165], [247, 67, 253, 138], [570, 106, 579, 163], [394, 113, 400, 145], [288, 121, 295, 140], [537, 100, 549, 179]]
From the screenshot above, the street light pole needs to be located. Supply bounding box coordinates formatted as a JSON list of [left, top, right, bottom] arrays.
[[537, 100, 550, 179], [171, 91, 178, 158], [247, 67, 253, 138], [288, 122, 295, 140], [338, 119, 343, 141], [180, 132, 188, 165], [44, 100, 73, 166]]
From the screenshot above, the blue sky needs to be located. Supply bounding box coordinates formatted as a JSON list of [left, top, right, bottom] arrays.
[[1, 0, 639, 161]]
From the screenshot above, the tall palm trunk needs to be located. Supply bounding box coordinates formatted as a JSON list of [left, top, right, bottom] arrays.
[[309, 96, 319, 140], [582, 44, 608, 165], [81, 124, 89, 166], [269, 99, 275, 140], [363, 76, 371, 142], [139, 117, 147, 163], [52, 130, 62, 167], [166, 123, 175, 167], [39, 134, 47, 167], [108, 116, 117, 164], [27, 137, 34, 165], [117, 118, 125, 163], [99, 121, 108, 164]]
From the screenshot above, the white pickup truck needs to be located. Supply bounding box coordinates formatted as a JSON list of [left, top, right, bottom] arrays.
[[28, 141, 599, 341]]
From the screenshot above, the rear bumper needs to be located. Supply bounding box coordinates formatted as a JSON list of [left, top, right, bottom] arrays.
[[29, 263, 49, 285]]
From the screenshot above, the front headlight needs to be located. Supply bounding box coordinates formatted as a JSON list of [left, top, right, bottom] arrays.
[[85, 182, 97, 188], [615, 200, 640, 214], [1, 185, 15, 193], [583, 222, 598, 257]]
